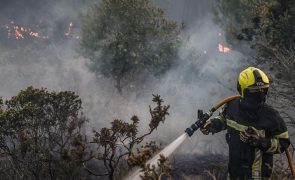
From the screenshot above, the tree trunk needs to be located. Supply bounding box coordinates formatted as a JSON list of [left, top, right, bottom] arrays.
[[108, 169, 114, 180], [116, 77, 122, 95]]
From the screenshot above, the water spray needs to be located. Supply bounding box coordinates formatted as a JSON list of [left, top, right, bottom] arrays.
[[128, 133, 188, 180]]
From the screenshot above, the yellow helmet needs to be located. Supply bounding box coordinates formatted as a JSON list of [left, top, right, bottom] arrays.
[[237, 67, 269, 97]]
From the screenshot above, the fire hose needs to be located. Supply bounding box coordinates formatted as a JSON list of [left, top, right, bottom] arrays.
[[185, 95, 295, 177]]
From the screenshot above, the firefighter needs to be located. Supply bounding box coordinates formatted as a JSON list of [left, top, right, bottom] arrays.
[[200, 67, 290, 180]]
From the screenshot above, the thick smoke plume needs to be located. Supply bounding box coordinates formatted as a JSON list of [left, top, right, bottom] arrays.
[[0, 0, 248, 155]]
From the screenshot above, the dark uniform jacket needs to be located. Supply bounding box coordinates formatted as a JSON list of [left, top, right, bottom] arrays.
[[210, 98, 290, 179]]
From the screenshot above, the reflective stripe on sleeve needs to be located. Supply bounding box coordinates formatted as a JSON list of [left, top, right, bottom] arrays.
[[226, 119, 265, 138], [266, 138, 279, 153], [266, 131, 289, 153], [275, 131, 289, 139], [215, 115, 226, 123]]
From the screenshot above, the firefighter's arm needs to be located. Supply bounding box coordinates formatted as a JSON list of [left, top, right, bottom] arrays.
[[240, 128, 290, 153], [263, 110, 291, 154], [200, 105, 227, 135], [263, 131, 290, 154]]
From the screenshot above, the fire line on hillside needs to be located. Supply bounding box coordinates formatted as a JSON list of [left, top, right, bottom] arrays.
[[2, 21, 80, 40]]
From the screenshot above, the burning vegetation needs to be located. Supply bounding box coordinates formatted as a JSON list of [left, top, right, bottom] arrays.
[[218, 43, 231, 54], [1, 21, 79, 41]]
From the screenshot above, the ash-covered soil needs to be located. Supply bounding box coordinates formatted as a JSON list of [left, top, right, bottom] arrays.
[[171, 154, 228, 180]]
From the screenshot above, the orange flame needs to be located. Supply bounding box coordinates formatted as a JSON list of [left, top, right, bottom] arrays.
[[65, 21, 80, 39], [65, 22, 73, 36], [3, 21, 79, 40], [218, 43, 231, 53], [14, 26, 24, 39], [4, 21, 49, 40]]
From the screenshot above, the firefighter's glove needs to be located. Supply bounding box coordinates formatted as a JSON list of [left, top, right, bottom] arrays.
[[200, 120, 215, 135], [240, 127, 261, 147]]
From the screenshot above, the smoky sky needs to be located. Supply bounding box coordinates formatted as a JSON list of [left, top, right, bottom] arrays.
[[0, 0, 87, 23], [153, 0, 216, 28], [0, 0, 250, 155], [0, 0, 52, 21]]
